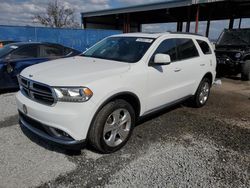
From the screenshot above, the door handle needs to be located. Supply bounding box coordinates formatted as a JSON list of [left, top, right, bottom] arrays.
[[174, 68, 182, 72], [200, 63, 205, 66]]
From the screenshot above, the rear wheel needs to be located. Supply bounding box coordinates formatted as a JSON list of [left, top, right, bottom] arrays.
[[191, 78, 211, 108], [241, 60, 250, 81], [88, 99, 135, 153]]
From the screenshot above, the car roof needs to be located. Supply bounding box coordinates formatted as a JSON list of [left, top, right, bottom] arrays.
[[5, 42, 63, 47], [112, 32, 206, 39]]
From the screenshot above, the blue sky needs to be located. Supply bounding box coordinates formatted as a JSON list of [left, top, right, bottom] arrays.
[[0, 0, 249, 40]]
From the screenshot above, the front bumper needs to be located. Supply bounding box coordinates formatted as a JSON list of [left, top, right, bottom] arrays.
[[19, 110, 86, 149], [16, 91, 97, 142], [216, 57, 242, 72]]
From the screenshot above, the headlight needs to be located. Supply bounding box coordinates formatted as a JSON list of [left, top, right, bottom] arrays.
[[53, 87, 93, 102], [235, 52, 241, 58]]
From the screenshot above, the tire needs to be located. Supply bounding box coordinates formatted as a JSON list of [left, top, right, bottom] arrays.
[[241, 60, 250, 81], [191, 78, 211, 108], [87, 99, 135, 154]]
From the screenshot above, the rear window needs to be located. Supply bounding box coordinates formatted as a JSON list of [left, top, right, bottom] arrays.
[[41, 45, 63, 57], [197, 40, 212, 55], [176, 39, 199, 60]]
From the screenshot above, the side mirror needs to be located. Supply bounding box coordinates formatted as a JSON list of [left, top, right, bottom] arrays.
[[4, 54, 13, 73], [154, 53, 171, 65], [4, 54, 12, 63]]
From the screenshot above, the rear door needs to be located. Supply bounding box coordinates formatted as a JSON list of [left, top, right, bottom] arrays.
[[195, 39, 215, 83], [174, 38, 201, 95]]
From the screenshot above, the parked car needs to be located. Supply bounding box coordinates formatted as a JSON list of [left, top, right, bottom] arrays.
[[215, 28, 250, 80], [0, 40, 19, 48], [16, 33, 216, 153], [0, 42, 81, 90]]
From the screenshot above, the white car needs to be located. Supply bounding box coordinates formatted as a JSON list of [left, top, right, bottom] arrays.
[[16, 32, 216, 153]]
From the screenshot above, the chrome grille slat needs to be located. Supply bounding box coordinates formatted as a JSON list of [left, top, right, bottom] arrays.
[[30, 88, 52, 95], [30, 91, 53, 98], [18, 76, 55, 106]]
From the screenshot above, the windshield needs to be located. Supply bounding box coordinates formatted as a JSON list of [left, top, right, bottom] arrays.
[[217, 30, 250, 46], [0, 44, 18, 59], [82, 37, 154, 63]]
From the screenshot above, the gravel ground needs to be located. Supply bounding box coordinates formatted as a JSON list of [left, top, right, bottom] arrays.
[[0, 92, 18, 123], [0, 78, 249, 188]]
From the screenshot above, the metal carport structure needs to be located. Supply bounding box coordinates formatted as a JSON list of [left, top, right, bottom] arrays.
[[81, 0, 250, 37]]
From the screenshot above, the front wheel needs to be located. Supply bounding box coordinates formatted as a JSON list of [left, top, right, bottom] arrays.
[[241, 60, 250, 81], [87, 99, 135, 153], [191, 78, 211, 108]]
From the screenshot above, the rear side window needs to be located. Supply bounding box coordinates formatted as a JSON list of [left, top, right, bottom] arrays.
[[11, 45, 38, 59], [151, 39, 177, 62], [176, 39, 199, 60], [196, 40, 212, 54], [41, 45, 63, 57]]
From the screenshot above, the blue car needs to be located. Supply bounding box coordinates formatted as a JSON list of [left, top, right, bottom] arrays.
[[0, 42, 81, 90]]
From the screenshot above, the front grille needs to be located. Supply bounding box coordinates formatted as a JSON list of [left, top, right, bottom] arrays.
[[18, 76, 55, 106], [215, 51, 240, 61]]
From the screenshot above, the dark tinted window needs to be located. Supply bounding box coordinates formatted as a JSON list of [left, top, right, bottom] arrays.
[[176, 39, 199, 60], [197, 40, 212, 54], [41, 45, 63, 57], [11, 45, 38, 59], [151, 39, 177, 62]]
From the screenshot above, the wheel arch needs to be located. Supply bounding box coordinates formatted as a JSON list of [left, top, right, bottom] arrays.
[[202, 72, 213, 85], [243, 54, 250, 61], [87, 91, 141, 139]]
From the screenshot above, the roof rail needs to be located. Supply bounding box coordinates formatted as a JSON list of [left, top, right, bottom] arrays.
[[169, 32, 203, 36]]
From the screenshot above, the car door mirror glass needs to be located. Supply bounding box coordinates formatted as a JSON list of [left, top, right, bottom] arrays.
[[4, 54, 12, 63], [154, 53, 171, 65]]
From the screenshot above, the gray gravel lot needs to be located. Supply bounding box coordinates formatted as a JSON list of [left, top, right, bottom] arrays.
[[0, 78, 249, 188]]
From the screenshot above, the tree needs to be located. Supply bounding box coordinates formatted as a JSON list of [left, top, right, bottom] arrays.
[[33, 0, 79, 28]]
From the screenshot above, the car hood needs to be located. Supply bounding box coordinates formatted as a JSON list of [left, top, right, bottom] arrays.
[[215, 45, 248, 51], [21, 56, 131, 86]]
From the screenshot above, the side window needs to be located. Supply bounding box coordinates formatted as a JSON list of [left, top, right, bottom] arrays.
[[151, 39, 177, 62], [176, 38, 199, 60], [196, 40, 212, 55], [41, 45, 63, 58], [11, 45, 38, 59]]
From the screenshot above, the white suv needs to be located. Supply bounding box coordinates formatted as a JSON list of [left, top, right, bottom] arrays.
[[16, 32, 216, 153]]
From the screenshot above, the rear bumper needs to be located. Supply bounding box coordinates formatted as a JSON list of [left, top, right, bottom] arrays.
[[19, 111, 86, 149]]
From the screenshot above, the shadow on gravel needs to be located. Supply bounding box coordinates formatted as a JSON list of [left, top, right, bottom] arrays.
[[0, 88, 19, 95], [0, 115, 19, 129], [20, 125, 82, 156]]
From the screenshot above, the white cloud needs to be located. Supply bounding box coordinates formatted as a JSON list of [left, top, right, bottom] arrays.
[[117, 0, 162, 5], [0, 0, 110, 26]]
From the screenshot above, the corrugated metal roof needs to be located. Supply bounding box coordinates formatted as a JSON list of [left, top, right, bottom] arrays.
[[81, 0, 225, 17]]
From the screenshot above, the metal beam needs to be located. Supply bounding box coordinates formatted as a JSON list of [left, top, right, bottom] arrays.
[[195, 5, 199, 33], [229, 18, 234, 29], [206, 20, 210, 37]]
